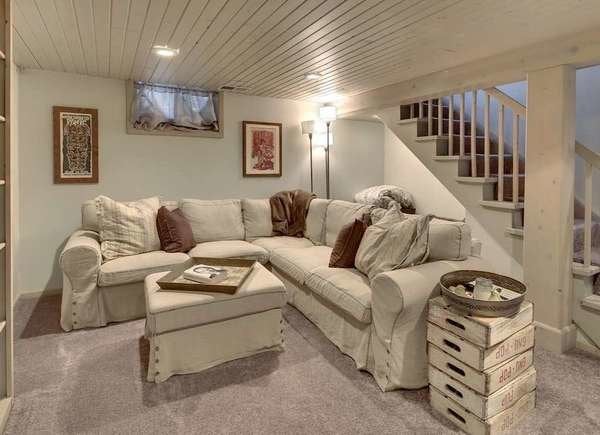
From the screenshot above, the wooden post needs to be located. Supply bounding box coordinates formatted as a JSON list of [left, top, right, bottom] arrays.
[[448, 95, 454, 155], [428, 99, 433, 136], [470, 90, 477, 176], [497, 104, 505, 201], [419, 101, 423, 118], [523, 65, 576, 353], [459, 93, 465, 156], [484, 93, 490, 178], [438, 97, 443, 136], [512, 113, 519, 203], [584, 161, 593, 267]]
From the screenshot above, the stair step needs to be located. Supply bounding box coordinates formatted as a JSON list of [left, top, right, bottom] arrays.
[[573, 263, 600, 277], [417, 118, 476, 136], [480, 200, 524, 210], [455, 176, 497, 184], [466, 154, 526, 178], [397, 118, 419, 125], [432, 155, 462, 161], [506, 227, 524, 238], [581, 295, 600, 313]]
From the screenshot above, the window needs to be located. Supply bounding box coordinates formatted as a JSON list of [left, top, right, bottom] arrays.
[[127, 81, 223, 137]]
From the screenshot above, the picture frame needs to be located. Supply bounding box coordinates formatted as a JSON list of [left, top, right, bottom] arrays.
[[53, 106, 99, 184], [242, 121, 282, 177]]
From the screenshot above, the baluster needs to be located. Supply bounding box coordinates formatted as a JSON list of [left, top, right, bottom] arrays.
[[410, 103, 414, 118], [419, 101, 423, 118], [584, 161, 593, 267], [470, 90, 477, 177], [448, 95, 454, 155], [438, 97, 443, 136], [428, 99, 433, 136], [497, 104, 505, 201], [512, 113, 519, 203], [459, 93, 465, 156], [484, 93, 490, 178]]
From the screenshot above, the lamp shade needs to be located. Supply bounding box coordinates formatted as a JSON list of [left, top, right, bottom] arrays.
[[301, 120, 314, 135], [319, 105, 337, 122]]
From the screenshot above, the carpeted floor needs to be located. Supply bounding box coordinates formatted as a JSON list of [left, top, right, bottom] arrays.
[[6, 294, 600, 434]]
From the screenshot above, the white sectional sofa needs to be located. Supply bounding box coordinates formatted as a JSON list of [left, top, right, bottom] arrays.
[[60, 197, 487, 391]]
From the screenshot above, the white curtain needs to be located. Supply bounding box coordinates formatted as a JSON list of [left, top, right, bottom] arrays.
[[131, 82, 219, 132]]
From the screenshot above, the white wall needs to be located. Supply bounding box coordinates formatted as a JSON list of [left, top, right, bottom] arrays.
[[16, 69, 383, 295], [383, 125, 465, 220]]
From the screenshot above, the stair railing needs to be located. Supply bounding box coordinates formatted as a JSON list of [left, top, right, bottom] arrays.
[[575, 141, 600, 268]]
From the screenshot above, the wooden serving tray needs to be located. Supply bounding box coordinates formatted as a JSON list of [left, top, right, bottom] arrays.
[[156, 257, 256, 295]]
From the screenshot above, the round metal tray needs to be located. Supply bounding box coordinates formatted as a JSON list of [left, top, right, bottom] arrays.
[[439, 270, 526, 317]]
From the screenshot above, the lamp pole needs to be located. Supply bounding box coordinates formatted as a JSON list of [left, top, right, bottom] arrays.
[[309, 132, 313, 193], [325, 121, 330, 199]]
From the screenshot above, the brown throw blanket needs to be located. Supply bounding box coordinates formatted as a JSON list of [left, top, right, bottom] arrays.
[[270, 190, 316, 237]]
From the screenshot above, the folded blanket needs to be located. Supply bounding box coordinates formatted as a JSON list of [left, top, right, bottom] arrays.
[[354, 185, 415, 213], [270, 190, 316, 237]]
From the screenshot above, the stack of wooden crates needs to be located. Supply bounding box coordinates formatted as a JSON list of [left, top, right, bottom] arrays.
[[427, 296, 536, 435]]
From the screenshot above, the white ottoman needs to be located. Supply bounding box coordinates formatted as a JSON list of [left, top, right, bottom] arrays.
[[144, 263, 286, 383]]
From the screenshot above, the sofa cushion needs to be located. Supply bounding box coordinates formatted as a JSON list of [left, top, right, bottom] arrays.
[[96, 196, 161, 261], [329, 219, 368, 268], [252, 236, 313, 253], [81, 200, 99, 232], [305, 198, 331, 245], [242, 199, 273, 241], [156, 207, 195, 253], [188, 240, 269, 264], [325, 200, 372, 248], [270, 246, 332, 284], [429, 219, 472, 261], [305, 267, 372, 324], [179, 199, 245, 243], [99, 251, 189, 287], [145, 263, 286, 334]]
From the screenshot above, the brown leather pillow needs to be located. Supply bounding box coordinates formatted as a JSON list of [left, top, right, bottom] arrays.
[[156, 206, 195, 253], [329, 218, 368, 268]]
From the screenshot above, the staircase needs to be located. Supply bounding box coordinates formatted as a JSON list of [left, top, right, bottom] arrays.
[[378, 88, 600, 351]]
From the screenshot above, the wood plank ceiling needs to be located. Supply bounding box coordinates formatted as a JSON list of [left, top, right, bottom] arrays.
[[13, 0, 600, 102]]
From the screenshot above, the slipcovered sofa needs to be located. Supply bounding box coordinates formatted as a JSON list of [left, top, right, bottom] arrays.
[[60, 197, 487, 391]]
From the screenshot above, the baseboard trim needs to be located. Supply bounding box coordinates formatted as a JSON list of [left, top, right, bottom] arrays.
[[16, 288, 62, 301], [534, 321, 577, 352]]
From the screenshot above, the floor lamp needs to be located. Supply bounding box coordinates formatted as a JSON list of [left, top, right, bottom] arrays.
[[319, 105, 337, 199], [301, 120, 314, 193]]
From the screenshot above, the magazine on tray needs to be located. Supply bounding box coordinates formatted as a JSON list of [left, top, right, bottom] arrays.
[[183, 264, 229, 284]]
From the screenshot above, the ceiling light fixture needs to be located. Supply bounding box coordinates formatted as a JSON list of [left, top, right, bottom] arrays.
[[304, 72, 322, 80], [152, 45, 180, 57]]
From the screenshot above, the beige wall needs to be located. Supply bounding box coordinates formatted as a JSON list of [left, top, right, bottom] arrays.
[[16, 69, 383, 295]]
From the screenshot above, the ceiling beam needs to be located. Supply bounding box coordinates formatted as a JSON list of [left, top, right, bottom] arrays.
[[338, 27, 600, 118]]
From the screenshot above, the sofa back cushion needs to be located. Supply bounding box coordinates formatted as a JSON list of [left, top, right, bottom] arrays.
[[429, 218, 472, 261], [325, 200, 372, 247], [305, 198, 331, 245], [179, 199, 245, 243], [242, 199, 273, 241], [96, 196, 161, 261]]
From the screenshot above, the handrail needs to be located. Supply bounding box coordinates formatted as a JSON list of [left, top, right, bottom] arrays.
[[484, 87, 526, 117], [576, 141, 600, 169]]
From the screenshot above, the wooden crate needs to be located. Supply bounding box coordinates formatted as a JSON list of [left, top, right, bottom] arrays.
[[430, 385, 536, 435], [428, 297, 533, 348], [427, 322, 535, 370], [429, 364, 536, 419], [428, 344, 533, 395]]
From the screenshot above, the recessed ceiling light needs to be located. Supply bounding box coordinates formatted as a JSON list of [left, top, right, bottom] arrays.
[[152, 45, 180, 57], [304, 72, 322, 80]]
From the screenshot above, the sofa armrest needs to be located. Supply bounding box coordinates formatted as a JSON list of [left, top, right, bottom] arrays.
[[369, 256, 490, 390], [59, 230, 102, 331]]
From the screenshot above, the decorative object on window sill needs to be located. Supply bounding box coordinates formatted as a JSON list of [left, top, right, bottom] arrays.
[[127, 81, 223, 138], [53, 106, 98, 184], [242, 121, 282, 177], [301, 120, 314, 192], [319, 104, 337, 199]]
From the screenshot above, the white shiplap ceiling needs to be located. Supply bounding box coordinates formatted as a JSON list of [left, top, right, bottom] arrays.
[[13, 0, 600, 101]]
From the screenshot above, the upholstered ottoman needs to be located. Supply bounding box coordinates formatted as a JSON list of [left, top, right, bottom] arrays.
[[144, 263, 286, 383]]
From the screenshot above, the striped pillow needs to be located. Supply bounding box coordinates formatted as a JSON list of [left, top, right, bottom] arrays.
[[96, 196, 161, 261]]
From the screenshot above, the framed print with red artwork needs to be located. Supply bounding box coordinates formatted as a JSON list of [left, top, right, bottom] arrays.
[[242, 121, 282, 177]]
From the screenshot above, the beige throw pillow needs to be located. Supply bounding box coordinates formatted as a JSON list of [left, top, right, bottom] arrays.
[[96, 196, 161, 261], [355, 205, 431, 280]]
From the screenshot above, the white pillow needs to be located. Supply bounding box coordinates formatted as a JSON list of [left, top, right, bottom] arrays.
[[180, 199, 245, 243], [325, 200, 372, 247], [355, 206, 431, 280], [305, 199, 331, 245], [242, 199, 273, 241], [96, 196, 161, 261], [429, 218, 472, 261]]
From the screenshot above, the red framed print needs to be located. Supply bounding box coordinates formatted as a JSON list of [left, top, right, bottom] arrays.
[[242, 121, 282, 177]]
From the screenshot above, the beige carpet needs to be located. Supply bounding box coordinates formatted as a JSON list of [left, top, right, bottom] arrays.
[[6, 294, 600, 434]]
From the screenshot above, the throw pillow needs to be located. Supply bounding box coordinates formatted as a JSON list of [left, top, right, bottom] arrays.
[[96, 195, 161, 260], [355, 205, 431, 280], [329, 218, 368, 268], [156, 206, 195, 253]]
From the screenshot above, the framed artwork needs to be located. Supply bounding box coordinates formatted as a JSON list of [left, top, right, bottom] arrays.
[[53, 106, 99, 183], [242, 121, 282, 177]]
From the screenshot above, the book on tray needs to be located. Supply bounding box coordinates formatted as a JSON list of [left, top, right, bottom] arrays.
[[183, 265, 229, 284]]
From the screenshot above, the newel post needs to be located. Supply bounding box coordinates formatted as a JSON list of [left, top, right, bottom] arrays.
[[523, 65, 576, 353]]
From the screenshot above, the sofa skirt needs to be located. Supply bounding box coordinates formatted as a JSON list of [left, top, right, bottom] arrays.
[[272, 268, 373, 372], [145, 308, 284, 383]]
